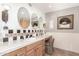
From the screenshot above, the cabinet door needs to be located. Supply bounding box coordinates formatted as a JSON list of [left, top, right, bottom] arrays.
[[4, 47, 25, 56], [4, 51, 17, 56], [26, 49, 35, 56], [36, 45, 43, 56], [16, 47, 25, 56]]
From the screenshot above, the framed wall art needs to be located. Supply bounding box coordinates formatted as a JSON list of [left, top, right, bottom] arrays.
[[57, 14, 74, 29], [2, 10, 9, 30], [2, 10, 8, 23]]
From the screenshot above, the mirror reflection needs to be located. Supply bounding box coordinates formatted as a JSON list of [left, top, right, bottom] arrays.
[[18, 7, 30, 29]]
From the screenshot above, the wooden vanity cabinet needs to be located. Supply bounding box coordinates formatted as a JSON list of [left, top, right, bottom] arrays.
[[25, 42, 36, 56], [4, 39, 45, 56]]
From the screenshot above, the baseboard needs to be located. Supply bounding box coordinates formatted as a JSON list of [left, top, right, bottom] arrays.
[[54, 47, 79, 55]]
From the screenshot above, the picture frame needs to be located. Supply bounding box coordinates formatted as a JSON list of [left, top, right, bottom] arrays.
[[57, 14, 74, 29], [2, 10, 8, 23]]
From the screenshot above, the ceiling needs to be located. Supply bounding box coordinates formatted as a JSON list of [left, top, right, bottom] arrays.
[[31, 3, 79, 13]]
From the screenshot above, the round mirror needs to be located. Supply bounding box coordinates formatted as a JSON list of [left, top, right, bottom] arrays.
[[18, 7, 30, 29]]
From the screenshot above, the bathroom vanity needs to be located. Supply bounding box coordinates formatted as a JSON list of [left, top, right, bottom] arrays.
[[0, 33, 52, 56], [4, 39, 45, 56]]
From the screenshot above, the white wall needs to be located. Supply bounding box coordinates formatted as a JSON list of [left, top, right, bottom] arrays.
[[46, 6, 79, 53], [52, 32, 79, 53]]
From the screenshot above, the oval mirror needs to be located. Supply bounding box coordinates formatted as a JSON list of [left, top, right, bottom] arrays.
[[18, 7, 30, 29]]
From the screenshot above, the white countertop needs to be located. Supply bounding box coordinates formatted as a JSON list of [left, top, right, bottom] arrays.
[[0, 33, 52, 56]]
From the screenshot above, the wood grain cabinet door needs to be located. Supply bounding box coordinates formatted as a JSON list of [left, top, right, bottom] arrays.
[[35, 40, 45, 56], [16, 47, 25, 56], [35, 45, 43, 56], [26, 49, 35, 56]]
